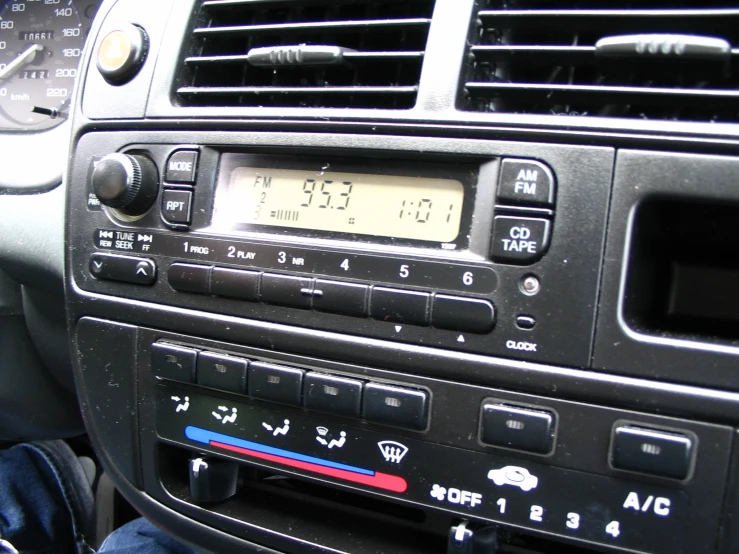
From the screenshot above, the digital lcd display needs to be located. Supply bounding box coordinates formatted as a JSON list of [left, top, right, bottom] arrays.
[[212, 165, 466, 243]]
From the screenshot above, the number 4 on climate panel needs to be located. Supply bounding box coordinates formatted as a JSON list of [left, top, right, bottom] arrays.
[[606, 521, 620, 538]]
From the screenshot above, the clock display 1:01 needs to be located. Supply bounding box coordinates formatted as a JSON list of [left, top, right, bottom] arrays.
[[214, 166, 466, 243]]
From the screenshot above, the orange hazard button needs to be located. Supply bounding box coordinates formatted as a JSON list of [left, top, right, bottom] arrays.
[[96, 24, 148, 84]]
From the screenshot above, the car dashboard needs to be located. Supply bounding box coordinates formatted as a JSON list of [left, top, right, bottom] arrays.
[[3, 1, 739, 554]]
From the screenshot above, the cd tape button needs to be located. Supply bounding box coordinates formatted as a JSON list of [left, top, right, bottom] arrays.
[[370, 287, 430, 326], [490, 216, 550, 263]]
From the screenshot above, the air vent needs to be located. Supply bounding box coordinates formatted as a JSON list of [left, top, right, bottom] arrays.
[[176, 0, 434, 109], [461, 1, 739, 122]]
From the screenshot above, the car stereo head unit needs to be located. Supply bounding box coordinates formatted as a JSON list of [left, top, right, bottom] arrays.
[[71, 134, 612, 370]]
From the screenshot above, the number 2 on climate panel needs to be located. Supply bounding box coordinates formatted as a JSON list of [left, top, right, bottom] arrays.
[[530, 505, 544, 522]]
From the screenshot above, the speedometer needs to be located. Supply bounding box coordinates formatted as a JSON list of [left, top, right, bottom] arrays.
[[0, 0, 93, 131]]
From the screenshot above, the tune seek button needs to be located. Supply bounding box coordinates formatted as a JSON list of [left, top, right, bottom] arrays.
[[89, 253, 156, 286]]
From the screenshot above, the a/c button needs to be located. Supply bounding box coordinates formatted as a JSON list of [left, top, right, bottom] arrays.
[[611, 425, 694, 480]]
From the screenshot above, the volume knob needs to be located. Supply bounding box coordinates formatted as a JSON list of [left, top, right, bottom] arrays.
[[92, 153, 159, 216]]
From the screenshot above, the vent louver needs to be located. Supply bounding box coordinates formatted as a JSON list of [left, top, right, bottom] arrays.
[[176, 0, 434, 109], [462, 1, 739, 122]]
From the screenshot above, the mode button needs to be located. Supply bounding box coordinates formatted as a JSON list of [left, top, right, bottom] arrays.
[[165, 150, 198, 184]]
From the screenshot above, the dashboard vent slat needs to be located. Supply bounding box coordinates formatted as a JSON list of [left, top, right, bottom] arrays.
[[462, 2, 739, 122], [176, 0, 434, 109]]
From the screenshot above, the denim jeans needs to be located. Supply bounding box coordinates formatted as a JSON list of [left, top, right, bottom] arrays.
[[0, 441, 196, 554]]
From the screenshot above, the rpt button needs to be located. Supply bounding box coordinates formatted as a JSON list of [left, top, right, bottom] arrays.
[[161, 190, 192, 224], [491, 216, 550, 263]]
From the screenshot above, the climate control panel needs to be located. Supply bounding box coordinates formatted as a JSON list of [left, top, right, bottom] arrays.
[[156, 381, 718, 554]]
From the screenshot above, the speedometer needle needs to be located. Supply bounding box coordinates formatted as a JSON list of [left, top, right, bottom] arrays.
[[0, 44, 44, 81]]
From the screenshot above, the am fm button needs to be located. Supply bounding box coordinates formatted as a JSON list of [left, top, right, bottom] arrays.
[[497, 158, 556, 207]]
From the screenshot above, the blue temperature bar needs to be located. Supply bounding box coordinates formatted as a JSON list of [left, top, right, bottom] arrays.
[[185, 426, 408, 493]]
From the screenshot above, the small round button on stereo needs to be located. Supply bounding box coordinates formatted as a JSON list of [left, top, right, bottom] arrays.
[[91, 153, 159, 216]]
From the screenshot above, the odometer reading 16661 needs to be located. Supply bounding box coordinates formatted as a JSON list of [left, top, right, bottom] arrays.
[[0, 0, 89, 130], [213, 166, 466, 244]]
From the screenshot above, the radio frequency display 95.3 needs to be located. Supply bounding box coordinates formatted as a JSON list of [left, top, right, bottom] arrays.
[[212, 165, 465, 243]]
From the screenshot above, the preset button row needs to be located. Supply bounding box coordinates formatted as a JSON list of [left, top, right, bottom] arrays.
[[168, 263, 495, 335], [151, 342, 429, 431]]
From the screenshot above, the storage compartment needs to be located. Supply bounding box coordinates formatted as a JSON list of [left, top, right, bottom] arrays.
[[623, 197, 739, 343]]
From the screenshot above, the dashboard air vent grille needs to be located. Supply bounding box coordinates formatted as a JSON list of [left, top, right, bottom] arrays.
[[176, 0, 434, 109], [461, 1, 739, 122]]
